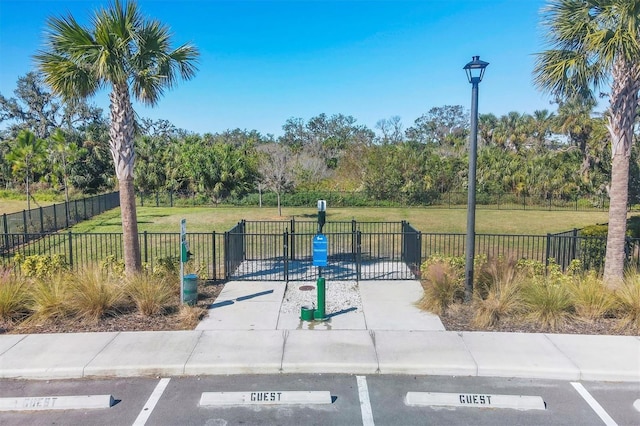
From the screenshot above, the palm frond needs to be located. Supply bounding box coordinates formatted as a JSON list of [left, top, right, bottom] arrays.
[[534, 0, 639, 100]]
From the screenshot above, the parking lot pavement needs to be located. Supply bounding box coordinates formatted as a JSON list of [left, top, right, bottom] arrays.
[[1, 375, 638, 426]]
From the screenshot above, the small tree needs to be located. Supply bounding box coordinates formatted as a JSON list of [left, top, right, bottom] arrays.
[[6, 130, 47, 211], [257, 144, 295, 216], [49, 129, 84, 205]]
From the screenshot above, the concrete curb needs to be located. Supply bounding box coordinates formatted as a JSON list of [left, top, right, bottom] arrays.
[[1, 330, 638, 382]]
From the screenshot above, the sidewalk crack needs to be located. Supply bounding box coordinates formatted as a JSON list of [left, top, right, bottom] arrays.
[[369, 330, 380, 374], [279, 330, 289, 373]]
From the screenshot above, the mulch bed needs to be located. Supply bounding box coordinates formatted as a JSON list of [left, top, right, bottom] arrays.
[[1, 282, 635, 336], [438, 302, 636, 336], [0, 281, 225, 335]]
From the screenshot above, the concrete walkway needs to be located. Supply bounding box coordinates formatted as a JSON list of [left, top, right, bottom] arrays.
[[0, 280, 638, 381]]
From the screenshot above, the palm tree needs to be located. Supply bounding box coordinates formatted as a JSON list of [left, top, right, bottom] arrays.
[[6, 130, 48, 212], [534, 0, 640, 286], [35, 0, 199, 275], [49, 128, 83, 206]]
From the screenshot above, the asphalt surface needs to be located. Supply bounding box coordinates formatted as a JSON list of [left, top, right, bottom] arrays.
[[0, 374, 638, 425]]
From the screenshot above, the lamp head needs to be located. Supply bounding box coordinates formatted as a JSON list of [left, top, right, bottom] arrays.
[[464, 55, 489, 83]]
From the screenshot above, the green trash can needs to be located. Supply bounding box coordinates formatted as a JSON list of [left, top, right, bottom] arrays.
[[183, 274, 198, 305]]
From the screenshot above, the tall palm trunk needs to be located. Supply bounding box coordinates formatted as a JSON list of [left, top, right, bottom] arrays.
[[603, 58, 640, 286], [110, 83, 141, 275]]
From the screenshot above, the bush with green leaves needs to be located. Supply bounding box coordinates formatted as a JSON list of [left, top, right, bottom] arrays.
[[16, 254, 69, 278]]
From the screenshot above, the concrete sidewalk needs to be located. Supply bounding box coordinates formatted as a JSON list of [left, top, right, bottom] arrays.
[[0, 280, 638, 382]]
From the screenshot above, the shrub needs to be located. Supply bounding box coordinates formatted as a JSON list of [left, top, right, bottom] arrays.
[[517, 259, 547, 278], [0, 270, 30, 322], [101, 255, 125, 277], [417, 261, 463, 315], [152, 256, 180, 281], [568, 272, 615, 321], [125, 273, 174, 316], [615, 275, 640, 332], [18, 254, 69, 279], [68, 266, 125, 322]]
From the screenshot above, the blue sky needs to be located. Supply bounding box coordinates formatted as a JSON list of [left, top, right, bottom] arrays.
[[0, 0, 563, 136]]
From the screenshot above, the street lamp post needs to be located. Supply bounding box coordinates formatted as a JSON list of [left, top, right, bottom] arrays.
[[463, 55, 489, 302]]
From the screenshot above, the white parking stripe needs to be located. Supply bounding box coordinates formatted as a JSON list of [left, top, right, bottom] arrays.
[[132, 378, 171, 426], [571, 382, 618, 426], [356, 376, 375, 426]]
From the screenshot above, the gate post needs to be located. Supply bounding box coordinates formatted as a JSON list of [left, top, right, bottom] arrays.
[[2, 213, 8, 252], [351, 219, 357, 262], [143, 231, 148, 264], [356, 230, 362, 282], [241, 220, 246, 260], [417, 231, 423, 277], [212, 231, 217, 281], [545, 233, 551, 273], [401, 221, 406, 261], [283, 230, 289, 282], [67, 230, 74, 268], [570, 228, 578, 265], [224, 231, 230, 280], [290, 218, 295, 260]]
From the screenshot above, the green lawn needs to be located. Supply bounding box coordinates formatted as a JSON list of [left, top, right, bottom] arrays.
[[69, 205, 613, 235], [0, 199, 56, 215]]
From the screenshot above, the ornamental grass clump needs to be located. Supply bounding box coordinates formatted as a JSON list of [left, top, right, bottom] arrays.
[[418, 260, 463, 315], [176, 305, 206, 329], [614, 275, 640, 332], [522, 270, 574, 331], [568, 271, 615, 322], [473, 257, 524, 328], [125, 273, 174, 317], [68, 265, 125, 322], [27, 272, 73, 324], [0, 269, 30, 322]]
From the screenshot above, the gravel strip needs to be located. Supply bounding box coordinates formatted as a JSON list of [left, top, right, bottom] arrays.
[[281, 280, 362, 314]]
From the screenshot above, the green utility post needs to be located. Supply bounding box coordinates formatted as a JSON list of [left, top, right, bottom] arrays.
[[314, 200, 328, 321], [180, 219, 194, 305], [180, 219, 187, 304], [301, 200, 328, 322], [313, 277, 326, 320]]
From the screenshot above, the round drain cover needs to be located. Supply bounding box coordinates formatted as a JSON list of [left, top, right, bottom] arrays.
[[299, 285, 315, 291]]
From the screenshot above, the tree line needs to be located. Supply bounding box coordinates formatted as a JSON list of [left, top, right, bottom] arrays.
[[3, 74, 636, 213]]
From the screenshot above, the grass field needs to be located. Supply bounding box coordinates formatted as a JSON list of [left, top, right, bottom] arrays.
[[0, 199, 55, 215], [69, 205, 613, 235]]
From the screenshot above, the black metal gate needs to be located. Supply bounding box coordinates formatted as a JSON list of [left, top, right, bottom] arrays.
[[225, 220, 422, 281]]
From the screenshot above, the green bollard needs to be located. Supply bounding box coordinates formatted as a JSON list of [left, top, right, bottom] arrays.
[[314, 277, 326, 320]]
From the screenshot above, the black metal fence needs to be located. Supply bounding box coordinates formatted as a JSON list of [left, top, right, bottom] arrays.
[[136, 190, 610, 211], [1, 192, 120, 254], [3, 218, 638, 281], [225, 220, 419, 281]]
